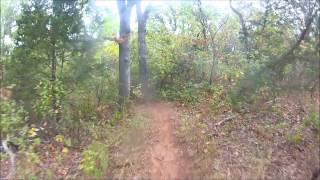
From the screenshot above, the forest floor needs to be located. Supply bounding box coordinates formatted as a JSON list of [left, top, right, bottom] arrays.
[[105, 96, 319, 179], [105, 101, 192, 179], [1, 96, 319, 179]]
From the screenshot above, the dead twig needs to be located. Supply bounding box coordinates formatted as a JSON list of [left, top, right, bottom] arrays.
[[214, 115, 236, 127]]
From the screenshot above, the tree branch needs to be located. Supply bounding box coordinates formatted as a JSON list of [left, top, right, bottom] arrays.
[[214, 115, 236, 127], [273, 12, 317, 67], [230, 0, 250, 54], [103, 33, 131, 44]]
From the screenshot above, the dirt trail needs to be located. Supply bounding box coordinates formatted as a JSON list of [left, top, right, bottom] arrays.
[[135, 101, 190, 180]]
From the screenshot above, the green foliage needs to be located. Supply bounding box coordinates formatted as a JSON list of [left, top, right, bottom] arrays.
[[132, 84, 142, 99], [8, 0, 85, 104], [33, 79, 66, 119], [283, 64, 293, 75], [228, 65, 280, 108], [1, 0, 319, 178], [287, 133, 302, 144], [110, 108, 129, 126], [209, 84, 232, 115], [304, 108, 320, 133], [287, 108, 319, 144], [309, 111, 320, 133], [80, 141, 108, 178], [160, 83, 202, 105], [228, 90, 242, 110], [0, 100, 27, 138], [129, 115, 144, 129]]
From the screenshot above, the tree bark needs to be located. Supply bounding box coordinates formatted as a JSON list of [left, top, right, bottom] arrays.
[[195, 0, 208, 43], [229, 0, 250, 59], [51, 0, 58, 122], [136, 1, 150, 98], [117, 0, 134, 104]]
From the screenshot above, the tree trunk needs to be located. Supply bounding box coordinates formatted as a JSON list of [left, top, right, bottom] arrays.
[[195, 0, 209, 50], [51, 0, 58, 122], [209, 52, 215, 85], [136, 1, 150, 99], [229, 0, 250, 59], [117, 0, 134, 104]]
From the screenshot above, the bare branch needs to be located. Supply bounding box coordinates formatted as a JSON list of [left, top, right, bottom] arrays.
[[230, 0, 250, 55], [103, 33, 131, 44], [214, 115, 236, 127], [209, 17, 229, 43]]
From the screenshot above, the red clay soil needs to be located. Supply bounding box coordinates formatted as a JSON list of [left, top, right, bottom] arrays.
[[135, 101, 191, 180]]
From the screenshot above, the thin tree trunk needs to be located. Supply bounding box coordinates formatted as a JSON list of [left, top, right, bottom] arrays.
[[136, 1, 150, 99], [51, 0, 58, 122], [50, 38, 57, 113], [195, 0, 208, 50], [209, 51, 215, 85], [229, 0, 250, 59]]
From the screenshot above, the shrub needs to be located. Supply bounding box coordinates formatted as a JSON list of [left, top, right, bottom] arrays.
[[304, 108, 320, 133], [160, 83, 202, 105], [209, 84, 230, 114], [0, 100, 27, 139], [33, 79, 66, 119], [80, 141, 109, 178], [287, 133, 302, 144]]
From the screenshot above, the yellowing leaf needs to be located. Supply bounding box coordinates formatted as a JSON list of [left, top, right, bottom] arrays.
[[62, 147, 69, 154], [27, 127, 39, 138], [196, 114, 201, 118], [55, 135, 64, 142]]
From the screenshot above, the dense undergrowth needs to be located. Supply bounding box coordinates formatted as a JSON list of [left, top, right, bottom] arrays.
[[1, 0, 319, 178]]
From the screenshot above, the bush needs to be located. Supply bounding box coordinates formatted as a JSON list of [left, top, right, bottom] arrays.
[[305, 108, 320, 133], [287, 108, 319, 145], [209, 84, 232, 115], [0, 100, 27, 139], [80, 141, 109, 178], [160, 83, 202, 105], [33, 79, 66, 119], [287, 133, 302, 144]]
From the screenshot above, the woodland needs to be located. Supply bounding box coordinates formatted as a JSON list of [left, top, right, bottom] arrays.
[[0, 0, 319, 179]]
